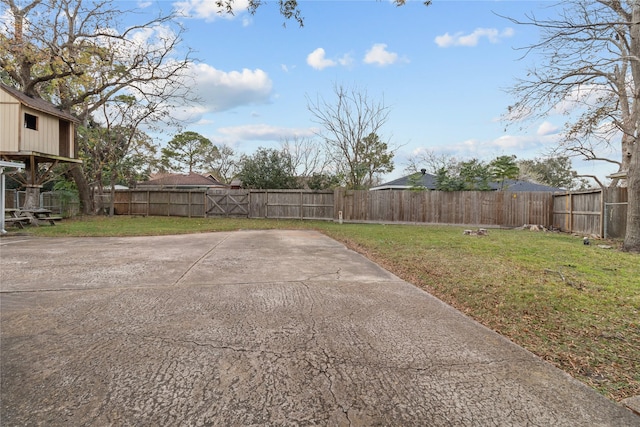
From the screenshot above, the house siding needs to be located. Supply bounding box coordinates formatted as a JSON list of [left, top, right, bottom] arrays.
[[0, 88, 75, 159], [0, 89, 20, 152], [21, 105, 61, 155]]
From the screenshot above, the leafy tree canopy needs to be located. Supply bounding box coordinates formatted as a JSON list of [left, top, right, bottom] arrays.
[[434, 156, 522, 191], [518, 156, 588, 190], [161, 131, 217, 174], [237, 147, 299, 189], [489, 155, 519, 190], [306, 172, 341, 190]]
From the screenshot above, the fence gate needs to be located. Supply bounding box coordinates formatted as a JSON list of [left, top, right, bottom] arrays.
[[206, 189, 249, 217]]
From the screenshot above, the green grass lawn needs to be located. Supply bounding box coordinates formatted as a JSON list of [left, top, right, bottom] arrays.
[[13, 215, 640, 401]]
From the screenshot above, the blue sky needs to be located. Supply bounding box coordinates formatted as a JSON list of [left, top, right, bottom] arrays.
[[132, 0, 617, 184]]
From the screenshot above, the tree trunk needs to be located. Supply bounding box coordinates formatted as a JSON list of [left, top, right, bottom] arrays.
[[622, 142, 640, 252], [69, 164, 94, 215], [623, 4, 640, 252], [109, 167, 117, 217], [22, 185, 40, 210]]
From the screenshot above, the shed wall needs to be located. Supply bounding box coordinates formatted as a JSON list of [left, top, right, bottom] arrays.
[[0, 90, 20, 152], [22, 105, 60, 155], [0, 90, 75, 158]]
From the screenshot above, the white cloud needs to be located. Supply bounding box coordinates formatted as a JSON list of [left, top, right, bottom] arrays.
[[537, 121, 560, 136], [427, 132, 559, 160], [168, 104, 210, 123], [552, 84, 608, 115], [435, 27, 514, 48], [307, 48, 337, 70], [363, 43, 401, 67], [173, 0, 250, 22], [491, 134, 535, 150], [281, 64, 298, 73], [174, 63, 272, 123], [216, 124, 316, 143], [338, 53, 354, 68]]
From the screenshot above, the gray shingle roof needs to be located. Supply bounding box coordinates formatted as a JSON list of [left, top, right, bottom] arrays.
[[0, 84, 78, 123], [490, 179, 563, 192], [371, 172, 563, 192], [371, 172, 438, 190], [137, 173, 226, 188]]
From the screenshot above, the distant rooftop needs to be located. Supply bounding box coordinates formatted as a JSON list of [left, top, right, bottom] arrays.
[[0, 83, 78, 123], [136, 172, 226, 188], [371, 171, 564, 192]]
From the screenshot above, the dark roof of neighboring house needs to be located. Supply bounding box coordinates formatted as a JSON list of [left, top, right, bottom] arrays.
[[491, 179, 563, 192], [371, 172, 564, 192], [371, 172, 439, 190], [136, 173, 227, 188], [0, 83, 79, 123]]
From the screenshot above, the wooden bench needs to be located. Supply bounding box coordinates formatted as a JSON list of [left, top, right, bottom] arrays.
[[40, 216, 62, 226], [20, 209, 62, 226], [3, 216, 31, 229], [5, 209, 63, 227]]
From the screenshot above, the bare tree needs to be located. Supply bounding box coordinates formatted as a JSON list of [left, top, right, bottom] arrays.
[[307, 84, 395, 189], [503, 0, 640, 252], [205, 144, 238, 184], [404, 149, 460, 175], [1, 0, 194, 212], [280, 136, 330, 178]]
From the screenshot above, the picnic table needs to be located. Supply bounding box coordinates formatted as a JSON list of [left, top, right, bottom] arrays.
[[3, 209, 31, 229], [19, 209, 63, 226], [4, 208, 62, 227]]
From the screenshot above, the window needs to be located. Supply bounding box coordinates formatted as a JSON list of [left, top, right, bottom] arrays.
[[24, 113, 38, 130]]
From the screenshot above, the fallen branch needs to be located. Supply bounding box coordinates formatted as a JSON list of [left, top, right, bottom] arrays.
[[544, 268, 584, 290], [544, 268, 566, 282]]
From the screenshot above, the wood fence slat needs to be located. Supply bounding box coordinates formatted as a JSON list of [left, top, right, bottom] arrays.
[[106, 187, 626, 237]]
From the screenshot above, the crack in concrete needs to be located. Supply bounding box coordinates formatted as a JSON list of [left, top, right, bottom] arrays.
[[319, 348, 352, 426], [300, 281, 351, 426], [173, 234, 232, 286], [303, 268, 342, 281], [119, 333, 306, 359]]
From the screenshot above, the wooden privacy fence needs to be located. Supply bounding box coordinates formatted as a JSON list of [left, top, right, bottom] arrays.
[[111, 187, 628, 236], [552, 188, 627, 238], [334, 189, 554, 227], [113, 189, 207, 217], [206, 189, 249, 217], [112, 188, 555, 227], [249, 189, 334, 220], [112, 189, 335, 220]]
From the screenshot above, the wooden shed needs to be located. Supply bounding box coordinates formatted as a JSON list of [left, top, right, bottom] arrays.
[[0, 83, 81, 207], [0, 83, 80, 163]]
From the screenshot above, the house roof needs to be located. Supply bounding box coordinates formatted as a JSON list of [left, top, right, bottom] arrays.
[[136, 172, 227, 188], [371, 171, 563, 192], [490, 179, 563, 192], [371, 172, 439, 190], [0, 84, 79, 123]]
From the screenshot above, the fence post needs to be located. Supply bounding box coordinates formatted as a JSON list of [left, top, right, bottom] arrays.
[[599, 189, 605, 238], [567, 192, 573, 233]]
